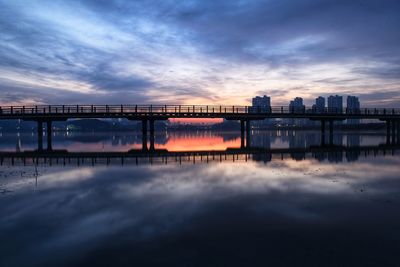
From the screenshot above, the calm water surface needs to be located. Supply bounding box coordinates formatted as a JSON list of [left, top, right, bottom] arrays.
[[1, 130, 400, 266]]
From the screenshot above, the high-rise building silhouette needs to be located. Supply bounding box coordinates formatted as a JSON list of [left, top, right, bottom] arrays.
[[289, 97, 305, 125], [289, 97, 305, 112], [347, 96, 360, 124], [328, 95, 343, 113], [252, 95, 272, 127], [347, 96, 360, 110], [312, 96, 325, 115], [252, 95, 271, 112], [315, 96, 325, 112]]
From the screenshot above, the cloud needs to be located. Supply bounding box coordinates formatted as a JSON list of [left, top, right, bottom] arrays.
[[0, 0, 399, 106], [168, 0, 400, 64]]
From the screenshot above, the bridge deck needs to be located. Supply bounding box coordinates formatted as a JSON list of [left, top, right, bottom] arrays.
[[1, 105, 400, 120]]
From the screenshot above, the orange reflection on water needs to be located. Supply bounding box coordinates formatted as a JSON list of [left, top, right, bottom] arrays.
[[44, 132, 241, 152], [169, 118, 223, 124], [158, 133, 240, 151]]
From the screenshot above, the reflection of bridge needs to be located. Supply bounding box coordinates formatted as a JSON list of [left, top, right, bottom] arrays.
[[1, 144, 399, 166], [1, 105, 400, 150]]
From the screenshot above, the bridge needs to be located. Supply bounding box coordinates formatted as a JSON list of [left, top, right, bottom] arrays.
[[1, 144, 399, 167], [1, 104, 400, 150]]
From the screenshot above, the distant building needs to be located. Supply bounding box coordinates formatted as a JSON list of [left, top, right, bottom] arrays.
[[289, 97, 305, 126], [328, 95, 343, 113], [347, 96, 360, 111], [347, 96, 360, 124], [310, 96, 326, 126], [314, 96, 325, 113], [289, 97, 305, 112], [251, 95, 272, 127], [252, 95, 271, 112]]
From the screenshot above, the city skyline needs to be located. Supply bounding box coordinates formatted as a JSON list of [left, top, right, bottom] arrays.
[[253, 94, 361, 108], [1, 0, 400, 107]]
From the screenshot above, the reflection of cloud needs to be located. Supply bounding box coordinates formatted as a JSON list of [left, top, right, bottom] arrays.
[[117, 160, 367, 199], [39, 168, 95, 186], [2, 155, 400, 265]]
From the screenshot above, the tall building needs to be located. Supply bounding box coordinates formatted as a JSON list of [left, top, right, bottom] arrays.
[[289, 97, 305, 126], [315, 96, 325, 112], [252, 95, 271, 112], [289, 97, 305, 112], [252, 95, 272, 127], [309, 96, 326, 126], [328, 95, 343, 113], [347, 96, 360, 124], [347, 96, 360, 111]]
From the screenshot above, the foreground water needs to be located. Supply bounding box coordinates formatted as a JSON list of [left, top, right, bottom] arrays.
[[1, 130, 400, 266]]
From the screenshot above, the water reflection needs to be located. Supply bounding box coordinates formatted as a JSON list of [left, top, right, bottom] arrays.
[[0, 130, 389, 152], [1, 131, 400, 266], [1, 145, 399, 168]]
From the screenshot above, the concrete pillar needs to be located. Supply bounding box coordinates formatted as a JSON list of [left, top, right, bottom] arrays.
[[149, 119, 155, 151], [37, 121, 43, 150], [240, 120, 245, 148], [392, 120, 396, 144], [245, 120, 251, 148], [320, 120, 326, 146], [397, 120, 400, 144], [329, 120, 334, 145], [142, 119, 148, 151], [46, 121, 52, 150], [386, 120, 391, 144]]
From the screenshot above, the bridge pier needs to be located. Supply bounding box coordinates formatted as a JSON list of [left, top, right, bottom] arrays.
[[240, 120, 245, 148], [329, 120, 334, 145], [37, 121, 43, 151], [46, 121, 52, 150], [142, 119, 148, 151], [386, 120, 392, 144], [397, 120, 400, 144], [149, 119, 155, 151], [392, 120, 397, 144], [320, 120, 326, 146], [245, 120, 251, 148]]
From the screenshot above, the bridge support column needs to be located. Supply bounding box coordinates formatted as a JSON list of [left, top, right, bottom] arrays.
[[37, 121, 43, 151], [149, 119, 155, 151], [320, 120, 326, 146], [46, 121, 52, 150], [142, 119, 148, 151], [392, 120, 396, 144], [240, 120, 245, 148], [397, 120, 400, 144], [329, 120, 334, 145], [245, 120, 251, 148], [386, 120, 391, 144]]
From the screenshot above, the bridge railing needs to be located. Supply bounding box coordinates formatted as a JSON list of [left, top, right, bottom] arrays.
[[0, 105, 399, 116], [0, 105, 249, 115]]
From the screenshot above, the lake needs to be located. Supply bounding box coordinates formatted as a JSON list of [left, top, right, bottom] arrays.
[[1, 130, 400, 266]]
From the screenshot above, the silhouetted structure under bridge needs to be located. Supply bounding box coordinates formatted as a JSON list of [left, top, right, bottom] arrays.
[[1, 144, 399, 166]]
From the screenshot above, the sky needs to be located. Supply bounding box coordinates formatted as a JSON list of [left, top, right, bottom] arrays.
[[0, 0, 400, 107]]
